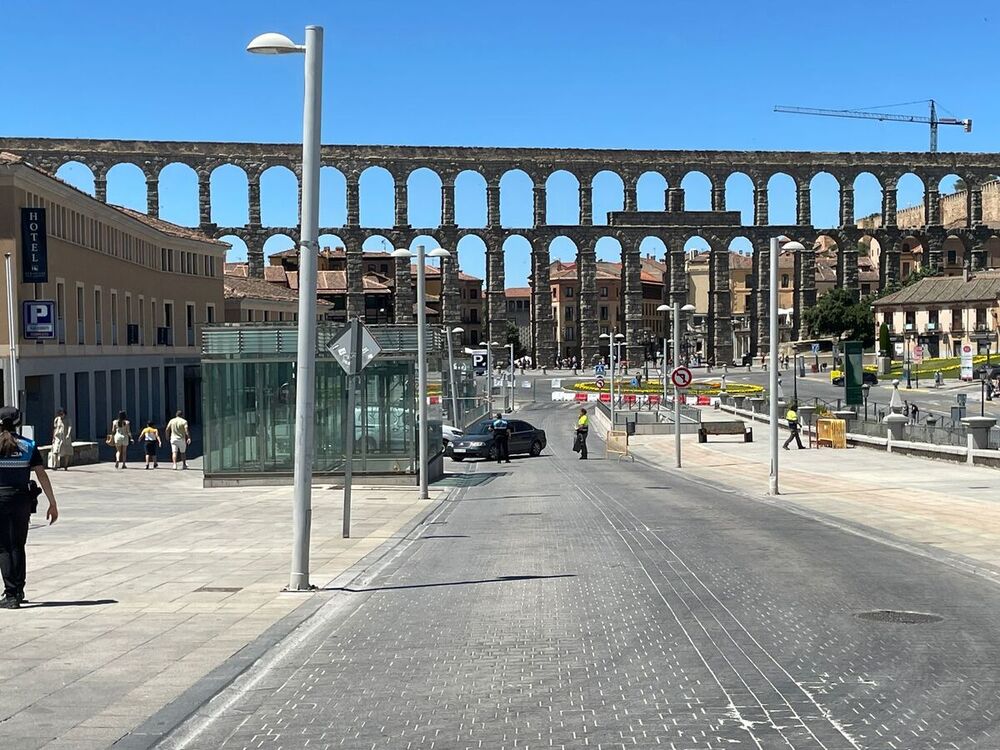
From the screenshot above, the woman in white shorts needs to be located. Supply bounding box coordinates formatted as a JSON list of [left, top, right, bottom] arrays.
[[110, 411, 132, 469]]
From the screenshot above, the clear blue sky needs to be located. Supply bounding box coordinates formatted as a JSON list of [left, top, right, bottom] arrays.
[[4, 1, 997, 285]]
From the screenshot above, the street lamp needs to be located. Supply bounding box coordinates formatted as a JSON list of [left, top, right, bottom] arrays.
[[600, 331, 623, 427], [479, 339, 500, 410], [507, 342, 515, 411], [392, 245, 451, 500], [862, 382, 871, 421], [248, 25, 323, 592], [445, 326, 464, 426], [771, 239, 804, 495], [657, 304, 671, 403]]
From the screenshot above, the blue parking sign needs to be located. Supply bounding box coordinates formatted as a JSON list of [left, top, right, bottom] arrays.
[[22, 300, 55, 340]]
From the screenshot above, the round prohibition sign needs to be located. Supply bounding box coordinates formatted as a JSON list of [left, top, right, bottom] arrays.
[[596, 376, 606, 389], [670, 366, 693, 389]]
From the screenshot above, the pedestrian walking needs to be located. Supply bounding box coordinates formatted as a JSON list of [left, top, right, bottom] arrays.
[[140, 421, 161, 469], [910, 402, 919, 424], [574, 408, 589, 460], [0, 406, 58, 609], [49, 409, 72, 471], [783, 402, 805, 450], [109, 411, 132, 469], [490, 412, 511, 464], [165, 411, 191, 470]]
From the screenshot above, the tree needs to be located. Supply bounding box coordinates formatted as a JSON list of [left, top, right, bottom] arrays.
[[504, 321, 523, 357], [878, 321, 890, 358], [801, 288, 875, 347]]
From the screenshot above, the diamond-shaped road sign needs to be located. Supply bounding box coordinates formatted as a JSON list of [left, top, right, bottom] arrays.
[[327, 322, 382, 375]]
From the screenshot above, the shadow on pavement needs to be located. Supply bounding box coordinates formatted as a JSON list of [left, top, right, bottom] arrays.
[[327, 574, 575, 593], [20, 599, 118, 608]]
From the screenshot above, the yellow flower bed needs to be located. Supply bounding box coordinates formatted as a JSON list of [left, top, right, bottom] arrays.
[[570, 380, 764, 397]]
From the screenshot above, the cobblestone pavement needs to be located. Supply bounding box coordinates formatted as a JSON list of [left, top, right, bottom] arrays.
[[160, 402, 1000, 749]]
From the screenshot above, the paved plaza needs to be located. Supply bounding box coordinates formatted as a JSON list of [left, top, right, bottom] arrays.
[[0, 461, 440, 749]]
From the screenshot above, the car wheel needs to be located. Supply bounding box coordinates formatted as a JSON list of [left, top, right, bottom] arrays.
[[529, 440, 542, 457]]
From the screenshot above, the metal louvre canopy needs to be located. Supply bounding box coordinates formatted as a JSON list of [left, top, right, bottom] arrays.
[[202, 323, 443, 359]]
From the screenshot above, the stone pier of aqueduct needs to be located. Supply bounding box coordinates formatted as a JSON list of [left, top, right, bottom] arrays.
[[3, 137, 1000, 366]]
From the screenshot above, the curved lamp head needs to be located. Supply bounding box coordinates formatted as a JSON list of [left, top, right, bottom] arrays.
[[599, 333, 610, 339], [451, 326, 465, 333], [783, 240, 807, 252], [427, 248, 451, 258], [682, 304, 696, 312], [656, 304, 670, 312], [614, 333, 625, 340], [247, 32, 304, 55], [390, 248, 413, 259]]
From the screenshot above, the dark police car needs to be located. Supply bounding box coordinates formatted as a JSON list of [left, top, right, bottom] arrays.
[[449, 418, 546, 461]]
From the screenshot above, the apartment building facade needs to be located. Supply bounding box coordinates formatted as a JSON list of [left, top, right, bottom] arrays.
[[0, 153, 226, 444]]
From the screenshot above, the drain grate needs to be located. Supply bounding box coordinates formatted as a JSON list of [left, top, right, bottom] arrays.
[[506, 512, 543, 516], [195, 586, 242, 594], [856, 610, 943, 624]]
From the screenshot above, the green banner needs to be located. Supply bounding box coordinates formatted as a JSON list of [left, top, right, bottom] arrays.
[[844, 340, 864, 406]]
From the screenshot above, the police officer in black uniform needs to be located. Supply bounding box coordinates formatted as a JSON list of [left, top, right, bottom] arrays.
[[0, 406, 58, 609], [490, 412, 511, 464]]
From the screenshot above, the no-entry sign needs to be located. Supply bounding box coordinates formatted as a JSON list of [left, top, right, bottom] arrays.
[[670, 366, 693, 389]]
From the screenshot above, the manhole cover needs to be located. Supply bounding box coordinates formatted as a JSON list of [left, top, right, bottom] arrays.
[[856, 610, 943, 624]]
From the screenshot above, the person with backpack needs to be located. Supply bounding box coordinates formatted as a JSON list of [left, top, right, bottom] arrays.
[[140, 421, 161, 469]]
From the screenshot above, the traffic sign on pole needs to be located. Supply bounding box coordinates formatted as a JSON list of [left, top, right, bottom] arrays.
[[670, 366, 693, 389], [596, 376, 606, 389]]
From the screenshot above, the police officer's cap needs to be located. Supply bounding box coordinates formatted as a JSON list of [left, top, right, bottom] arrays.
[[0, 406, 21, 426]]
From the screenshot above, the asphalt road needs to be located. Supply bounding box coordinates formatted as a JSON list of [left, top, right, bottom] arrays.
[[161, 401, 1000, 749]]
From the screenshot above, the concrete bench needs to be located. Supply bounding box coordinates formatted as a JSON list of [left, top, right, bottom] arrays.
[[39, 441, 100, 466], [698, 421, 753, 443]]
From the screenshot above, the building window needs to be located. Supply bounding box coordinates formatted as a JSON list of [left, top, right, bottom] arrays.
[[781, 274, 789, 289], [186, 303, 196, 346], [977, 308, 990, 330], [861, 284, 871, 296], [600, 305, 608, 321], [566, 327, 575, 341], [947, 250, 958, 266], [94, 289, 102, 345], [110, 292, 118, 346], [901, 261, 911, 279], [74, 286, 84, 344], [469, 308, 478, 323], [164, 302, 174, 345], [928, 309, 939, 330], [566, 287, 574, 298], [600, 286, 608, 298], [56, 282, 66, 345], [565, 306, 574, 321], [952, 308, 963, 331], [206, 304, 216, 324], [551, 288, 556, 299], [470, 288, 479, 300], [905, 311, 916, 330]]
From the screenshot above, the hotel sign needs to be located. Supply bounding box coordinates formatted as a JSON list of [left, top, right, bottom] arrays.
[[20, 207, 48, 283]]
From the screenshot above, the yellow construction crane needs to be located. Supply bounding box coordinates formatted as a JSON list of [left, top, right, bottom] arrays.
[[774, 100, 972, 153]]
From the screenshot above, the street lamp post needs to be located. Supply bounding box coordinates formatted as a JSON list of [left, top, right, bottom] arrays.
[[862, 382, 871, 421], [507, 342, 515, 411], [446, 326, 463, 426], [248, 26, 323, 591], [771, 240, 804, 495], [392, 245, 451, 500]]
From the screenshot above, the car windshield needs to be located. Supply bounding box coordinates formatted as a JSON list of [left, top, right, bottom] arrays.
[[468, 419, 496, 436]]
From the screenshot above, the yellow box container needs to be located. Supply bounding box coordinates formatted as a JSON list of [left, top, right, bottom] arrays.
[[816, 417, 847, 448]]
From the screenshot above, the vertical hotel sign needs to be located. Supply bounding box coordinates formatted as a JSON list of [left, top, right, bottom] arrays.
[[20, 207, 48, 283]]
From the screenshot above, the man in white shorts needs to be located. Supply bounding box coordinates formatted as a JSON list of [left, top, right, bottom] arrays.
[[165, 410, 191, 470]]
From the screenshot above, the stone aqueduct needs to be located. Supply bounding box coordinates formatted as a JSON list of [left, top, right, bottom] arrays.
[[4, 137, 1000, 367]]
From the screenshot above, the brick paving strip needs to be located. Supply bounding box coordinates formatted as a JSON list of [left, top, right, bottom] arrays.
[[632, 424, 1000, 576], [0, 460, 443, 750]]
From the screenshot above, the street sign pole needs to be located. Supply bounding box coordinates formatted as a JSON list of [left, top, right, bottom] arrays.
[[341, 318, 362, 538], [673, 301, 681, 468], [4, 254, 18, 408]]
